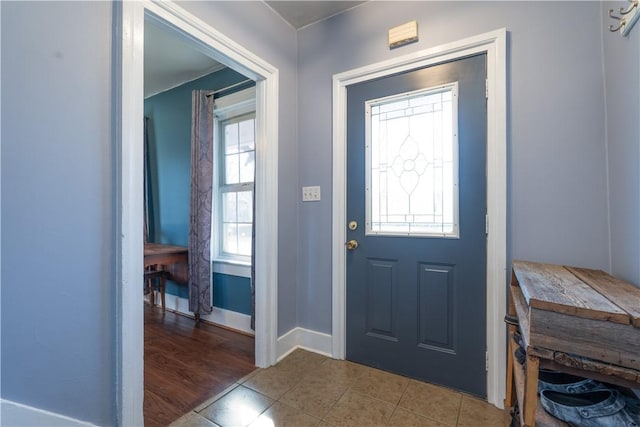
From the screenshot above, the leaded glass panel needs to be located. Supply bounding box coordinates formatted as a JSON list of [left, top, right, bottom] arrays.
[[365, 83, 459, 238]]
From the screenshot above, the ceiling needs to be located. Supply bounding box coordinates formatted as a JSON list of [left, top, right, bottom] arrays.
[[144, 2, 365, 97], [144, 20, 225, 98], [266, 1, 366, 29]]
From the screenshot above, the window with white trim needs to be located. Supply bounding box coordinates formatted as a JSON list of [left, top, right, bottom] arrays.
[[213, 87, 256, 264]]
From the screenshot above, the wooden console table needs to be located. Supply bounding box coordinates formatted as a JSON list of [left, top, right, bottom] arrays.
[[144, 243, 188, 283], [505, 261, 640, 427], [143, 243, 188, 311]]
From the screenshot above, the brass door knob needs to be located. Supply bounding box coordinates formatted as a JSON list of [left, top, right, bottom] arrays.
[[345, 239, 358, 250]]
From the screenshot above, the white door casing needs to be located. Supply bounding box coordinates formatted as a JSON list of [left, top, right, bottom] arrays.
[[332, 28, 507, 407], [115, 1, 279, 425]]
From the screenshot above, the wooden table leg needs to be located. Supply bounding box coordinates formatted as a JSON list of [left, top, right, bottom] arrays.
[[160, 276, 166, 312], [523, 353, 540, 427], [505, 326, 517, 410], [149, 279, 155, 306], [505, 289, 518, 410]]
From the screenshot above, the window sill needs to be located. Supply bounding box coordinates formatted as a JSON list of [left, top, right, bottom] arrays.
[[212, 258, 251, 278]]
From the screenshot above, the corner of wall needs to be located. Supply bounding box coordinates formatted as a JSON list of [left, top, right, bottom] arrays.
[[599, 1, 640, 286], [277, 327, 333, 361], [599, 1, 614, 274]]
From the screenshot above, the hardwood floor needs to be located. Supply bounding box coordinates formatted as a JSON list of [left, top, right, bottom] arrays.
[[144, 304, 256, 426]]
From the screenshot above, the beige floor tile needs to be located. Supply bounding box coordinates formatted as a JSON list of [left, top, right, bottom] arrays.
[[387, 407, 448, 427], [456, 395, 509, 427], [237, 368, 261, 384], [199, 385, 273, 426], [248, 401, 321, 427], [397, 380, 462, 426], [194, 383, 244, 413], [308, 358, 368, 384], [349, 367, 410, 404], [286, 348, 329, 365], [323, 390, 395, 426], [243, 366, 301, 399], [279, 375, 350, 419], [175, 349, 508, 427], [169, 412, 220, 427], [275, 349, 328, 378]]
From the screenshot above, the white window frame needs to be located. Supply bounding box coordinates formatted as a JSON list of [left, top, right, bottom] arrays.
[[213, 87, 256, 267], [365, 83, 460, 239]]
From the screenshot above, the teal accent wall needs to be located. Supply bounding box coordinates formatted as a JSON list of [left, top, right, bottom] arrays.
[[160, 273, 251, 314], [212, 273, 252, 315], [144, 68, 253, 311]]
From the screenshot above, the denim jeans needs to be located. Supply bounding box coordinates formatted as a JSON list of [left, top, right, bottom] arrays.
[[538, 369, 605, 394], [540, 389, 640, 427]]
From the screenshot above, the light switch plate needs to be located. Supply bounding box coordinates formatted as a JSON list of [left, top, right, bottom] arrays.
[[302, 186, 321, 202]]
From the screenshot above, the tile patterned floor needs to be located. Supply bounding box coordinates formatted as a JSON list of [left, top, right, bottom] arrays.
[[169, 349, 508, 427]]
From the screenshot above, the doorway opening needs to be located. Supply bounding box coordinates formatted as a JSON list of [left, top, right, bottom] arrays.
[[143, 16, 256, 334], [115, 2, 279, 425], [332, 29, 507, 407], [345, 54, 488, 396]]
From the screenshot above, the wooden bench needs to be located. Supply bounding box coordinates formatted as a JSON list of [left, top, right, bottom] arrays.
[[505, 261, 640, 426]]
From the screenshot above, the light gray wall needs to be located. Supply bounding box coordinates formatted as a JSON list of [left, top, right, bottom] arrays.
[[602, 2, 640, 286], [2, 0, 632, 421], [1, 0, 298, 423], [1, 2, 114, 424], [296, 1, 610, 333], [180, 1, 299, 336]]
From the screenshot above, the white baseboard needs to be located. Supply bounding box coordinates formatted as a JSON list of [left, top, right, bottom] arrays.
[[0, 400, 94, 427], [276, 327, 333, 361], [151, 293, 254, 336]]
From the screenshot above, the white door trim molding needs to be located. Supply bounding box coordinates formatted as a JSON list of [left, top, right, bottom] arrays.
[[115, 2, 279, 425], [331, 28, 507, 407]]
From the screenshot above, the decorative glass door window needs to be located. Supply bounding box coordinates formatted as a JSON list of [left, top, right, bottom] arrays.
[[365, 83, 459, 238]]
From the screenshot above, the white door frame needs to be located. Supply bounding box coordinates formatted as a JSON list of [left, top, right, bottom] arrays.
[[331, 28, 507, 407], [114, 1, 279, 425]]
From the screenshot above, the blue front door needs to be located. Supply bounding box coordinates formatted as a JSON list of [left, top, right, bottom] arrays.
[[346, 54, 488, 397]]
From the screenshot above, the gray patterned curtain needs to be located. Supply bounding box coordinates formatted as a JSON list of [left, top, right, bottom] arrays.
[[144, 117, 154, 243], [189, 91, 214, 317]]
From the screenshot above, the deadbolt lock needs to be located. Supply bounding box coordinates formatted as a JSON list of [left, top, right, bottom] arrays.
[[348, 220, 358, 231]]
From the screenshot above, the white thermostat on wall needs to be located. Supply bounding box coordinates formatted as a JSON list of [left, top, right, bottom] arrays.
[[388, 20, 418, 49]]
